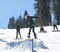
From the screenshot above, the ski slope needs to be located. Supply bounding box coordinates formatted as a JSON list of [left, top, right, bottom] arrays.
[[0, 25, 60, 52]]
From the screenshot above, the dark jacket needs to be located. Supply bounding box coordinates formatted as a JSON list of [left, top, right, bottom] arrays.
[[27, 16, 37, 27], [40, 27, 44, 31], [16, 24, 20, 32]]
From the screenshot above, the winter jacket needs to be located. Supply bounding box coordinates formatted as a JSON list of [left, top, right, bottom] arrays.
[[16, 24, 20, 32], [27, 16, 37, 27]]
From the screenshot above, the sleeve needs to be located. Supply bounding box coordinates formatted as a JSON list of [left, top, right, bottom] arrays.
[[31, 16, 37, 18]]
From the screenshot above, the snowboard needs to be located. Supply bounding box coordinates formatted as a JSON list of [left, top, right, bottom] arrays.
[[14, 38, 22, 40], [39, 31, 47, 33], [52, 30, 60, 32]]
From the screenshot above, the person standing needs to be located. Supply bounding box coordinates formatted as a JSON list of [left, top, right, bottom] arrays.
[[16, 23, 22, 39], [53, 18, 58, 31], [25, 15, 37, 39]]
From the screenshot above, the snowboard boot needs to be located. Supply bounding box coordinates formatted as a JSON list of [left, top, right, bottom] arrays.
[[28, 35, 30, 38]]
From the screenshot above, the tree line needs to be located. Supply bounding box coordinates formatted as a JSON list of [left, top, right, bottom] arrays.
[[8, 0, 60, 29], [34, 0, 60, 26], [8, 10, 31, 29]]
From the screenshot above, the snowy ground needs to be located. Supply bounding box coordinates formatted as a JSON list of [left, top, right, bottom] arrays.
[[0, 25, 60, 52]]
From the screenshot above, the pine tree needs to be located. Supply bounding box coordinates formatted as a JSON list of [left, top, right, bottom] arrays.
[[16, 15, 23, 28], [50, 0, 60, 25], [56, 0, 60, 25], [23, 10, 29, 28], [34, 0, 52, 26], [8, 16, 16, 29], [23, 10, 28, 17]]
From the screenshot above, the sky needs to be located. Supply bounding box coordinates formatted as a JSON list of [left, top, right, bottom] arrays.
[[0, 0, 35, 29]]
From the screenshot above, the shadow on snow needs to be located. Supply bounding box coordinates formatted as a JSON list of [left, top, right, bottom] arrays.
[[0, 39, 49, 50]]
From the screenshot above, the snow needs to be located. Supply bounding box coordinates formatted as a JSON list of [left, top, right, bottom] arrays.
[[0, 25, 60, 52]]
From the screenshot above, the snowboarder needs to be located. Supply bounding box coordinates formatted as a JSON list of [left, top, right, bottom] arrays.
[[39, 26, 46, 32], [16, 22, 22, 39], [25, 15, 37, 39], [53, 18, 58, 31], [40, 26, 44, 31]]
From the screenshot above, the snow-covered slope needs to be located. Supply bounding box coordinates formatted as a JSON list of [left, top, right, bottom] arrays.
[[0, 25, 60, 52]]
